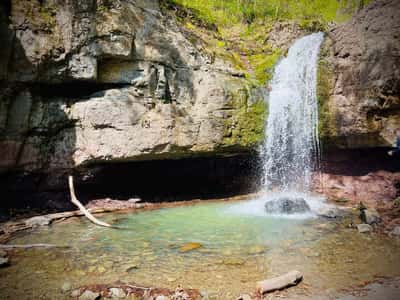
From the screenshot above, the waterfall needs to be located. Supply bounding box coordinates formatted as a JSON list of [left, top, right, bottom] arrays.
[[263, 32, 324, 192], [226, 32, 330, 218]]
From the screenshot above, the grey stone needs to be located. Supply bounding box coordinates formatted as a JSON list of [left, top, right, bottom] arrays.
[[109, 287, 126, 298], [360, 209, 381, 225], [265, 197, 311, 214], [78, 290, 100, 300], [357, 224, 373, 233]]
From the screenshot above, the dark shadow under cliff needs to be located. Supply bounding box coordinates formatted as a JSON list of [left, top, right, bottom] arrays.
[[0, 154, 262, 221]]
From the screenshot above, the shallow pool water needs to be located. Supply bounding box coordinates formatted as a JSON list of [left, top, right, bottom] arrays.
[[1, 198, 400, 299]]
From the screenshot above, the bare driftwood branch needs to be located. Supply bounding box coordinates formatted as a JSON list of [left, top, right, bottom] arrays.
[[0, 244, 69, 249], [256, 270, 303, 294], [68, 175, 113, 228]]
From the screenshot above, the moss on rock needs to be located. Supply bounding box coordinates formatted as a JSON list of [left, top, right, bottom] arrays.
[[317, 39, 336, 142], [222, 85, 267, 149], [248, 50, 281, 86]]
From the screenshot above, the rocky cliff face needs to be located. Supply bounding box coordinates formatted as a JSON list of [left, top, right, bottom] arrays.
[[319, 0, 400, 149], [0, 0, 265, 184]]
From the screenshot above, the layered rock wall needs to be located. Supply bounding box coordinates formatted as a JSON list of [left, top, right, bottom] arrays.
[[0, 0, 266, 185]]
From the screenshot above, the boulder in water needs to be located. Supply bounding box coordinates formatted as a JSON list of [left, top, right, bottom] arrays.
[[265, 197, 311, 214]]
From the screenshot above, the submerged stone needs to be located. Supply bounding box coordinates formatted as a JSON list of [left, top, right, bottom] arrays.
[[265, 197, 311, 214], [247, 245, 268, 255], [179, 242, 202, 253], [222, 258, 245, 266], [126, 265, 139, 273]]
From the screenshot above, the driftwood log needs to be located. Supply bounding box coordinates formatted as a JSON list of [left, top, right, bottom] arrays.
[[68, 175, 113, 228], [0, 202, 145, 243], [256, 270, 303, 294]]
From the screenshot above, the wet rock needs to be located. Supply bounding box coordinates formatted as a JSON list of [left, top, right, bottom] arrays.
[[360, 208, 381, 225], [25, 216, 51, 227], [265, 197, 311, 214], [0, 256, 9, 267], [390, 226, 400, 237], [357, 224, 373, 233], [78, 290, 100, 300], [179, 242, 202, 253], [61, 282, 72, 292], [109, 287, 126, 298]]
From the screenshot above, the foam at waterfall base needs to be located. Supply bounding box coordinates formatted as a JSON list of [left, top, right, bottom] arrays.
[[225, 191, 333, 219]]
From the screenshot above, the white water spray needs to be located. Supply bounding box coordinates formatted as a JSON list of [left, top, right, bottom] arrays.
[[263, 32, 324, 192]]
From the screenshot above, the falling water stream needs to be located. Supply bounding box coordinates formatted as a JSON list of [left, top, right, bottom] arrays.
[[263, 32, 324, 192]]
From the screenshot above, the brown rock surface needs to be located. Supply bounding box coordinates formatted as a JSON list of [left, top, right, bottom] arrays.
[[320, 0, 400, 148]]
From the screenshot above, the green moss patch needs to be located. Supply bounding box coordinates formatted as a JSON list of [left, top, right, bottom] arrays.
[[248, 50, 281, 86], [223, 87, 267, 149]]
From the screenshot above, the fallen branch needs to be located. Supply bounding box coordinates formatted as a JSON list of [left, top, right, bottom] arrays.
[[256, 270, 303, 294], [0, 243, 69, 249], [68, 175, 113, 228]]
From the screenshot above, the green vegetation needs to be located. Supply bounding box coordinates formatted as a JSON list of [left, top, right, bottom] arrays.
[[168, 0, 369, 28], [248, 50, 281, 85], [23, 0, 57, 32], [223, 87, 267, 148]]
